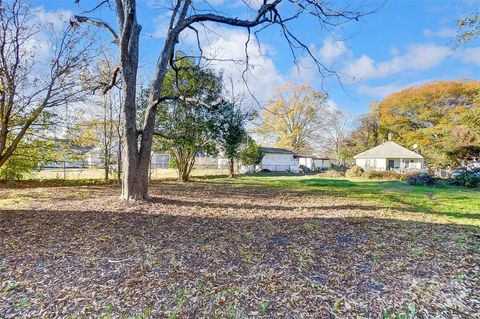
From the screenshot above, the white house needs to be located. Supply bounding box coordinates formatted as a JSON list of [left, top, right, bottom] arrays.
[[296, 154, 331, 171], [260, 147, 299, 173], [151, 152, 229, 169], [353, 141, 424, 172]]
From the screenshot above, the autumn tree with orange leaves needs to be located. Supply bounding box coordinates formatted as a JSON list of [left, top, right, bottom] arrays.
[[370, 80, 480, 166]]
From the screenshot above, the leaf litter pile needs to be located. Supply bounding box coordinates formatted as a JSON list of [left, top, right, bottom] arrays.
[[1, 180, 479, 318]]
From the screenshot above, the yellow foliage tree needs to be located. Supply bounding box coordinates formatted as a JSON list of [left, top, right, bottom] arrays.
[[257, 83, 328, 153]]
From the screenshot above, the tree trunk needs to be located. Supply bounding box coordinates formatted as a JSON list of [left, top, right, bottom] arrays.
[[118, 17, 151, 200], [180, 165, 189, 182], [117, 138, 122, 183], [229, 157, 235, 178], [178, 161, 187, 182], [104, 150, 109, 180]]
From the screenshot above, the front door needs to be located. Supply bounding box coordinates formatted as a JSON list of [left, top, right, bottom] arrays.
[[388, 159, 395, 170]]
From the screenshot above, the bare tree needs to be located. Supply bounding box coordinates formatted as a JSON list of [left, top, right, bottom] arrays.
[[320, 110, 351, 164], [74, 0, 371, 200], [0, 0, 90, 170]]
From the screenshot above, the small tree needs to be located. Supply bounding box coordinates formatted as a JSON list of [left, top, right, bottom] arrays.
[[70, 58, 124, 181], [214, 102, 251, 178], [240, 138, 264, 172], [153, 55, 222, 182], [320, 110, 351, 164]]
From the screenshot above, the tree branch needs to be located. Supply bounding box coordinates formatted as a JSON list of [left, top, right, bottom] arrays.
[[73, 15, 119, 44], [102, 65, 121, 94], [181, 0, 282, 29], [153, 95, 223, 110]]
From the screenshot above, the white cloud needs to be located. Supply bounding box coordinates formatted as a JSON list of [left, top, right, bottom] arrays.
[[318, 38, 349, 64], [22, 7, 74, 64], [357, 79, 432, 98], [150, 12, 171, 39], [423, 27, 457, 38], [181, 25, 284, 105], [357, 82, 406, 97], [343, 44, 450, 82], [326, 99, 338, 111], [461, 47, 480, 66], [287, 56, 318, 84], [33, 6, 73, 29]]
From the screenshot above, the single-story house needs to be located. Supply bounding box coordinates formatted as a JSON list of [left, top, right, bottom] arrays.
[[259, 147, 299, 173], [295, 154, 331, 171], [353, 141, 424, 172]]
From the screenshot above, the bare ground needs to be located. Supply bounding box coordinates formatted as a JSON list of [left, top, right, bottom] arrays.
[[1, 180, 479, 318]]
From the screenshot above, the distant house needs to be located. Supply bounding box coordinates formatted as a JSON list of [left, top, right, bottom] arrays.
[[260, 147, 299, 173], [353, 141, 424, 172], [150, 152, 229, 169], [295, 154, 331, 171]]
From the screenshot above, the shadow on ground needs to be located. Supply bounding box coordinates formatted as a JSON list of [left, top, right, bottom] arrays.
[[1, 203, 479, 318]]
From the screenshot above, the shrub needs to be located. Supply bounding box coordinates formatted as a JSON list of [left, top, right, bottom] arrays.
[[345, 165, 364, 178], [380, 170, 408, 181], [464, 170, 480, 188], [407, 173, 436, 186], [319, 169, 345, 178], [362, 170, 384, 179], [448, 168, 480, 188], [0, 155, 38, 181], [359, 170, 409, 181]]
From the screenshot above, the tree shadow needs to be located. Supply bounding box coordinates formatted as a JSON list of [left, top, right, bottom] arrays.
[[1, 208, 479, 317], [149, 196, 398, 213]]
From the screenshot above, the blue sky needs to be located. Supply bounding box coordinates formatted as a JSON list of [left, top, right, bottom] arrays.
[[39, 0, 480, 115]]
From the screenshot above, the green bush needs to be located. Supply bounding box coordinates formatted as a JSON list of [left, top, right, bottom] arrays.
[[448, 169, 480, 188], [407, 173, 436, 186], [0, 155, 38, 181], [464, 172, 480, 188], [345, 165, 364, 178], [168, 159, 178, 169]]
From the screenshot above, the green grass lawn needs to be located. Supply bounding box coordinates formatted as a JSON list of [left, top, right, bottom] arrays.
[[232, 174, 480, 221]]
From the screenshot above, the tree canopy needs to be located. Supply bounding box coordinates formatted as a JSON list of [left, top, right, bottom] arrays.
[[370, 80, 480, 166], [0, 0, 91, 171], [257, 83, 328, 154], [153, 54, 222, 182], [213, 101, 251, 178]]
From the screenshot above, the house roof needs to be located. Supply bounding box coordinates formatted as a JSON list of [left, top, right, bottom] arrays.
[[294, 154, 330, 160], [261, 147, 296, 155], [353, 141, 424, 159]]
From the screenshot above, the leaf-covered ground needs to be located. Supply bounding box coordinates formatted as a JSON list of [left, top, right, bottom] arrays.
[[1, 178, 479, 318]]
